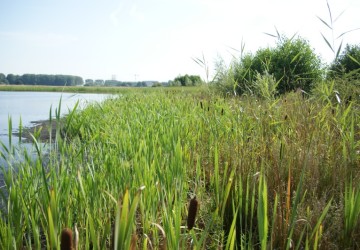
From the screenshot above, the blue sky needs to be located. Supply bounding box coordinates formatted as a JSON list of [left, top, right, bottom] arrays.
[[1, 0, 359, 82]]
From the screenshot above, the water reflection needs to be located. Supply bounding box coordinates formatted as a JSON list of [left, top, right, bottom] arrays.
[[0, 91, 112, 168]]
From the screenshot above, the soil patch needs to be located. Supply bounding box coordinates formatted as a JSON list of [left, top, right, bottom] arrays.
[[13, 119, 63, 143]]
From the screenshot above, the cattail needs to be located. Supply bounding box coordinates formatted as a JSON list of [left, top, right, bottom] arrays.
[[221, 108, 224, 116], [284, 114, 288, 120], [200, 101, 203, 109], [61, 228, 73, 250], [187, 196, 199, 230]]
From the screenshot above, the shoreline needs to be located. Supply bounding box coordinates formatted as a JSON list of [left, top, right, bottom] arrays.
[[13, 119, 63, 143]]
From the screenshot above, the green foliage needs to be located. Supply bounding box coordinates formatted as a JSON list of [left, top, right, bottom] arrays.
[[6, 73, 83, 86], [84, 79, 94, 86], [0, 88, 359, 248], [85, 78, 106, 87], [152, 82, 162, 87], [343, 179, 360, 247], [6, 74, 22, 85], [230, 36, 323, 96], [0, 73, 8, 84], [329, 44, 360, 76], [173, 74, 203, 86], [104, 80, 154, 87]]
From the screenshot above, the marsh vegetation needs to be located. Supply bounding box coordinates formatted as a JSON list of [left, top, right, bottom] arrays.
[[0, 83, 359, 249], [1, 2, 359, 248]]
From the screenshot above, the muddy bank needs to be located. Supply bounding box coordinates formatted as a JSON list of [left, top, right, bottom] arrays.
[[13, 119, 64, 143]]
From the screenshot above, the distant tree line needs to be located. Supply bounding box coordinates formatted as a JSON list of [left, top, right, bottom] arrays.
[[0, 73, 204, 88], [84, 79, 105, 86], [84, 79, 166, 87], [105, 80, 147, 87], [169, 74, 203, 86], [0, 73, 83, 86]]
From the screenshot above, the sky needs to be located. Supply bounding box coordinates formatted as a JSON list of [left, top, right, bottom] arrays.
[[0, 0, 359, 82]]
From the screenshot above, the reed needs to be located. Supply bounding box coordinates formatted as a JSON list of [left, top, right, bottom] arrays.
[[0, 86, 358, 248]]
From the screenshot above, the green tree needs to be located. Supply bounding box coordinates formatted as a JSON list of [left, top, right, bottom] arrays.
[[94, 79, 104, 85], [22, 74, 37, 85], [85, 79, 94, 86], [230, 36, 323, 95], [173, 74, 202, 86], [0, 73, 8, 84], [6, 74, 22, 84], [329, 44, 360, 76]]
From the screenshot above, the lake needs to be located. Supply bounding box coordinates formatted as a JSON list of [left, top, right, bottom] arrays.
[[0, 91, 112, 166]]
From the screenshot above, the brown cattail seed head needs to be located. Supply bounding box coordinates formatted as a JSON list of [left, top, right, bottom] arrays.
[[61, 228, 73, 250], [187, 196, 199, 230]]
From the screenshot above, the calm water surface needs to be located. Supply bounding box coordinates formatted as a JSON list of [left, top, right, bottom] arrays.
[[0, 91, 111, 164]]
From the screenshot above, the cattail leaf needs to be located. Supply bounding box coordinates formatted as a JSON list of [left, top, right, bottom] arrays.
[[119, 190, 130, 247], [225, 208, 238, 250], [30, 210, 41, 249], [50, 189, 58, 232], [286, 167, 292, 225], [257, 174, 268, 250], [103, 190, 118, 204], [48, 206, 58, 249], [77, 170, 86, 199], [88, 215, 98, 249], [126, 190, 141, 239]]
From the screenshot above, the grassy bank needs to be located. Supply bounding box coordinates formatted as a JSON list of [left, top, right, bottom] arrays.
[[0, 87, 359, 249]]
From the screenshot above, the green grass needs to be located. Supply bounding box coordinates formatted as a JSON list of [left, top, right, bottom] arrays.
[[0, 86, 359, 249]]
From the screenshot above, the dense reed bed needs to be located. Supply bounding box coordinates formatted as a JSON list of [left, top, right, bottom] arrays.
[[0, 86, 359, 249]]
